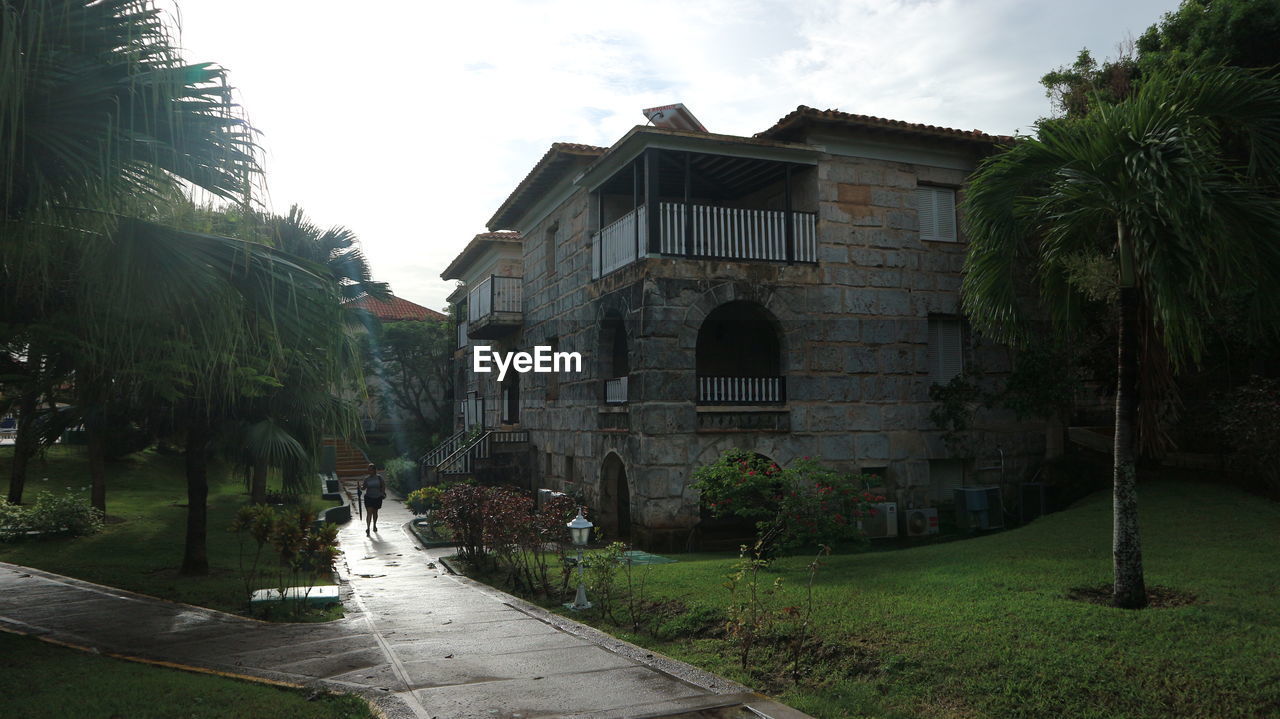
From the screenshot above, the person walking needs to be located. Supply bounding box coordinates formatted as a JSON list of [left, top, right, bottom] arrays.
[[359, 464, 386, 537]]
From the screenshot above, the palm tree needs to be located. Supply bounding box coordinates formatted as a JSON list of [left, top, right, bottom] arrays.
[[272, 205, 390, 303], [1, 1, 361, 574], [1, 0, 256, 501], [961, 66, 1280, 609]]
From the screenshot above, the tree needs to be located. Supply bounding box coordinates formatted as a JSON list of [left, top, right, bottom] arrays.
[[961, 67, 1280, 608], [371, 319, 455, 445], [1, 0, 256, 504], [272, 206, 390, 303], [1, 1, 362, 574], [1041, 0, 1280, 120]]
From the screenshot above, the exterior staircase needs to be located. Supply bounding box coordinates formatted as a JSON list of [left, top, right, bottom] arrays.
[[322, 437, 372, 510], [418, 428, 530, 487]]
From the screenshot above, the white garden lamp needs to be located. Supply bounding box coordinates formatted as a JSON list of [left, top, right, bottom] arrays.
[[565, 509, 593, 611]]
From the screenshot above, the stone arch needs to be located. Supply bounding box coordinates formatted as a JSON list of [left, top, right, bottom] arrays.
[[597, 451, 632, 541], [695, 301, 782, 378], [677, 281, 797, 353]]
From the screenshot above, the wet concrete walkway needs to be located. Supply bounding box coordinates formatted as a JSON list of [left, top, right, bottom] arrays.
[[0, 496, 809, 719]]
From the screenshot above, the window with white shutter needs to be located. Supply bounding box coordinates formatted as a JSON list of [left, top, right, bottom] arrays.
[[916, 186, 957, 242], [927, 316, 964, 384], [929, 459, 966, 503]]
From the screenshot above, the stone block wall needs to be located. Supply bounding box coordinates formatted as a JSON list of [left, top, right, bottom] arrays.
[[461, 148, 1046, 549]]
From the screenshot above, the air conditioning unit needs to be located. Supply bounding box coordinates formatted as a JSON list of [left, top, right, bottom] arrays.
[[954, 486, 1004, 531], [900, 507, 940, 537], [860, 502, 898, 538], [537, 488, 567, 510]]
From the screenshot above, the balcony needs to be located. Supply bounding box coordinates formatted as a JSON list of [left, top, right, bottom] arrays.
[[591, 203, 816, 279], [467, 275, 522, 338], [697, 376, 786, 405], [605, 376, 629, 404]]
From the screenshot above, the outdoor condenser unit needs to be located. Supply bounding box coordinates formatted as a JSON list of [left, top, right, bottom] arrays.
[[860, 502, 898, 539], [900, 507, 940, 537], [954, 486, 1004, 531]]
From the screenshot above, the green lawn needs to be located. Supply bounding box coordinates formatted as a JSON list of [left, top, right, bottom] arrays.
[[544, 480, 1280, 719], [0, 631, 374, 719], [0, 446, 336, 618]]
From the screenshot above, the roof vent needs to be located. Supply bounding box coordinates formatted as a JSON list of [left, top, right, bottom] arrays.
[[642, 103, 707, 133]]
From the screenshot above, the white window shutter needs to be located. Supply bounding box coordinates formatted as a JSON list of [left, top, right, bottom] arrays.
[[917, 186, 957, 242], [935, 188, 956, 241], [917, 187, 937, 241], [929, 459, 965, 502], [928, 317, 963, 384]]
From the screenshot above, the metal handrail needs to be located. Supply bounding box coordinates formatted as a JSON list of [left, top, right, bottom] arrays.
[[420, 428, 467, 468]]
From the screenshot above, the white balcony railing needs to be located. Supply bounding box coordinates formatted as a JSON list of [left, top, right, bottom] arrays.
[[697, 376, 786, 405], [468, 275, 522, 323], [592, 202, 817, 278], [605, 376, 628, 404], [592, 207, 646, 278]]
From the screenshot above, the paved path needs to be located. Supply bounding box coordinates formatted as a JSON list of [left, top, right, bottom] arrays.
[[0, 496, 809, 719]]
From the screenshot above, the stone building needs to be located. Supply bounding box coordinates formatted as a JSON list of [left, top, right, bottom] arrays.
[[432, 106, 1046, 550]]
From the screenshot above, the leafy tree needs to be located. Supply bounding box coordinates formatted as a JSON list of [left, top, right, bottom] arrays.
[[1041, 0, 1280, 119], [961, 67, 1280, 608], [369, 319, 455, 444]]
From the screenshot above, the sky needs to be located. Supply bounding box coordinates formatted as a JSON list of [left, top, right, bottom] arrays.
[[165, 0, 1181, 312]]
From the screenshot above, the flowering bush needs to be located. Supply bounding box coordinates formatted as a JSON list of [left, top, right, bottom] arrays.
[[692, 450, 883, 554]]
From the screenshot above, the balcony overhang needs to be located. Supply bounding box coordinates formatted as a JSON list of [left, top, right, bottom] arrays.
[[576, 127, 819, 194], [467, 312, 522, 339]]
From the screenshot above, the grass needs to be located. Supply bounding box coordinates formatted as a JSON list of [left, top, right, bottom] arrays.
[[482, 480, 1280, 719], [0, 631, 374, 719], [0, 446, 339, 619]]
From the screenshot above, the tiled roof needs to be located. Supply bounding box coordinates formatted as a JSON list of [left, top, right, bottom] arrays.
[[487, 142, 607, 231], [343, 294, 446, 322], [756, 105, 1013, 144], [440, 231, 523, 281]]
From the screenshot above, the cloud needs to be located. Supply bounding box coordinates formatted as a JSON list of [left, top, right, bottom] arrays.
[[165, 0, 1179, 310]]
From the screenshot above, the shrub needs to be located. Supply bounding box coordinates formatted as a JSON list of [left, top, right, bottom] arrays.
[[25, 492, 104, 537], [437, 484, 576, 595], [405, 486, 444, 516], [438, 484, 495, 565], [230, 505, 339, 617], [692, 450, 880, 555], [0, 499, 29, 541], [1217, 376, 1280, 496], [582, 541, 627, 621], [383, 457, 418, 495]]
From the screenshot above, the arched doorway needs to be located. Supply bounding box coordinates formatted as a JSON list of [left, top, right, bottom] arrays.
[[695, 301, 784, 404], [598, 453, 631, 542]]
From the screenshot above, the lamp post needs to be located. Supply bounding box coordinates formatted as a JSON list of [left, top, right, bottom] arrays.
[[565, 508, 594, 611]]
